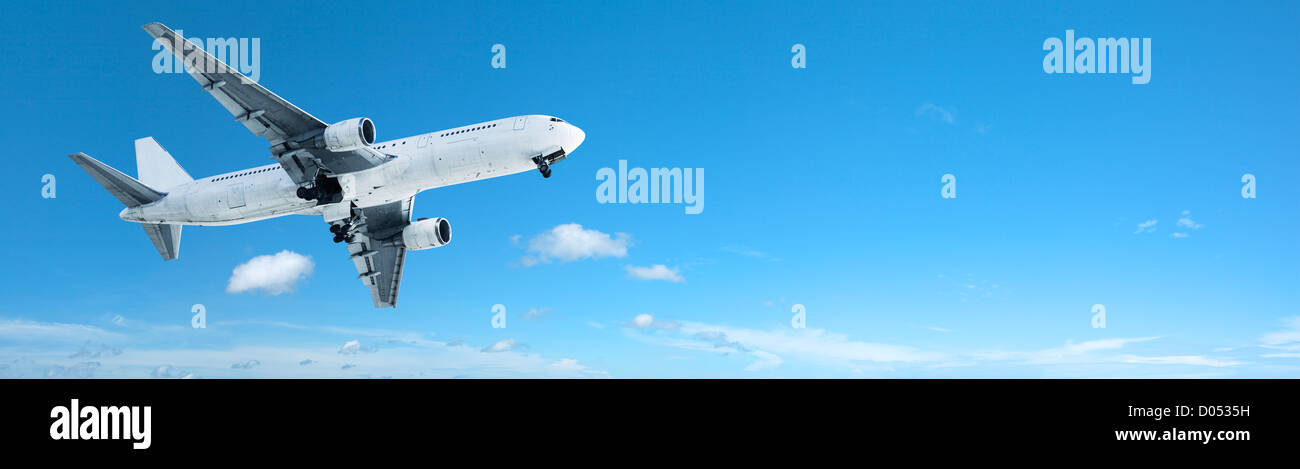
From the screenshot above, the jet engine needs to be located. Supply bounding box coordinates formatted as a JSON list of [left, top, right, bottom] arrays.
[[322, 117, 376, 152], [402, 218, 452, 250]]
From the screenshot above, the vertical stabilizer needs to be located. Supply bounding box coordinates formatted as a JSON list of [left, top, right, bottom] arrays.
[[135, 137, 193, 190]]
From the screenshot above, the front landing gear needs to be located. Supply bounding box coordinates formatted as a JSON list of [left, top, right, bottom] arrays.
[[531, 148, 565, 179]]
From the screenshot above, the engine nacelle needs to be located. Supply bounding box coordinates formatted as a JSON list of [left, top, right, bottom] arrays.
[[322, 117, 376, 152], [402, 218, 452, 251]]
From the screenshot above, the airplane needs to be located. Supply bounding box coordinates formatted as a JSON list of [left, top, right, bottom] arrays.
[[69, 23, 586, 308]]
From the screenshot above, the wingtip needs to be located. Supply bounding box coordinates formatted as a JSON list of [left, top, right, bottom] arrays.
[[141, 22, 168, 35]]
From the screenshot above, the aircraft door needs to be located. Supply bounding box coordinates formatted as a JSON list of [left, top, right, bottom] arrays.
[[227, 185, 246, 209], [513, 116, 526, 130]]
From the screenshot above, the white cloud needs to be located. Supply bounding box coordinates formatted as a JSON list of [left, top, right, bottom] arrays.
[[517, 224, 629, 266], [627, 314, 678, 331], [722, 246, 781, 262], [632, 314, 654, 328], [0, 318, 123, 343], [916, 103, 956, 124], [338, 340, 377, 355], [1260, 317, 1300, 355], [1134, 219, 1158, 234], [226, 250, 314, 295], [628, 317, 943, 372], [625, 264, 684, 282], [149, 365, 196, 379], [481, 338, 517, 353], [0, 317, 609, 379], [231, 359, 261, 369], [520, 307, 550, 320], [1116, 355, 1241, 367], [1172, 210, 1202, 238]]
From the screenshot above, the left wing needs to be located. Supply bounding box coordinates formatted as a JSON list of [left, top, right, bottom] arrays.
[[142, 22, 388, 183], [345, 199, 413, 308]]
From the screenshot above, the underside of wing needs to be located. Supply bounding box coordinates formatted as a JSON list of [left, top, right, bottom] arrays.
[[348, 235, 407, 308], [343, 199, 414, 308]]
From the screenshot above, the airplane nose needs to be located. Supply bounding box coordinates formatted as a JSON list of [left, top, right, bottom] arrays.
[[567, 123, 586, 152]]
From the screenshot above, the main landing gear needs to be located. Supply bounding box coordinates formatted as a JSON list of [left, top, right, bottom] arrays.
[[329, 222, 355, 244], [296, 173, 344, 203]]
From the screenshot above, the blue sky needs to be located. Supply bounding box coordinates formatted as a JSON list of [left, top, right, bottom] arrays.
[[3, 0, 1299, 378]]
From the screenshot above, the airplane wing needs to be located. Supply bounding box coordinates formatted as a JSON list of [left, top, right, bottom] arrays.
[[142, 22, 388, 184], [344, 198, 413, 308]]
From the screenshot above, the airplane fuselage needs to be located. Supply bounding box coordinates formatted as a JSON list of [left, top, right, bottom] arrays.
[[121, 115, 584, 226]]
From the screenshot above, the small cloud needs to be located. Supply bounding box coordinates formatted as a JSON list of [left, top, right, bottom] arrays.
[[516, 224, 630, 266], [226, 250, 315, 295], [338, 340, 378, 355], [68, 341, 122, 359], [231, 359, 261, 369], [520, 307, 550, 320], [150, 365, 196, 379], [299, 359, 315, 366], [632, 314, 654, 328], [722, 246, 781, 262], [625, 264, 684, 283], [627, 313, 679, 331], [1173, 210, 1202, 238], [341, 364, 357, 370], [110, 315, 126, 326], [585, 321, 606, 329], [916, 103, 956, 124], [1134, 219, 1158, 234], [927, 326, 952, 333], [1260, 317, 1300, 355], [46, 361, 100, 378], [482, 338, 517, 353]]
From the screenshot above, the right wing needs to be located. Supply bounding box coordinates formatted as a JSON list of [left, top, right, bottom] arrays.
[[142, 22, 388, 183], [344, 199, 413, 308]]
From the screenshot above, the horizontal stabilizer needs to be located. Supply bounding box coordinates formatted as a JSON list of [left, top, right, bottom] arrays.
[[68, 153, 165, 207], [141, 223, 182, 261]]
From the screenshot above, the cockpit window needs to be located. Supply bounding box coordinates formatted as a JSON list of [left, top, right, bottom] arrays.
[[549, 117, 564, 122]]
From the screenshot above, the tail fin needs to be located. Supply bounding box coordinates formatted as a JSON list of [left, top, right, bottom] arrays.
[[135, 137, 192, 190], [67, 150, 183, 261]]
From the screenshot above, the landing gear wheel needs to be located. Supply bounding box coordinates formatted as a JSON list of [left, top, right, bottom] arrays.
[[332, 234, 345, 243], [539, 163, 552, 178]]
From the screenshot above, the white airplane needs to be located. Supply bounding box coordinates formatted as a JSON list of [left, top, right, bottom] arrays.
[[70, 23, 585, 307]]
